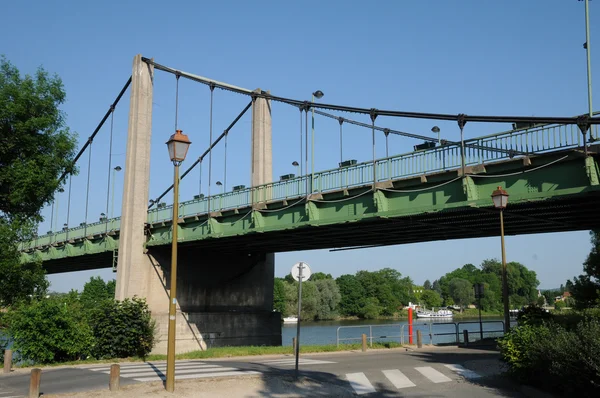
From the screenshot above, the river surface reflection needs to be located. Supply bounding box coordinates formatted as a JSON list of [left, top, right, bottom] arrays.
[[281, 316, 513, 346]]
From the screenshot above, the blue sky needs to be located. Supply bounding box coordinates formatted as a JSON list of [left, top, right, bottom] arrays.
[[2, 0, 597, 291]]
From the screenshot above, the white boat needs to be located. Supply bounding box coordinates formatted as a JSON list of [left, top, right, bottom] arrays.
[[283, 316, 298, 323], [416, 309, 453, 319]]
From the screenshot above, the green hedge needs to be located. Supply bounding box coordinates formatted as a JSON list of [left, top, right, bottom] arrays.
[[6, 297, 93, 363], [6, 296, 155, 364], [88, 297, 155, 359], [499, 317, 600, 396]]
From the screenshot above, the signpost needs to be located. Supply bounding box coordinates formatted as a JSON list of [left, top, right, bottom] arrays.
[[474, 283, 485, 341], [291, 262, 311, 379]]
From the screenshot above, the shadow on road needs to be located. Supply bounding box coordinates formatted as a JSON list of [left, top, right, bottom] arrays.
[[406, 347, 524, 397]]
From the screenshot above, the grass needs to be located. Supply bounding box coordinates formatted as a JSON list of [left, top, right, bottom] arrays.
[[18, 342, 404, 368]]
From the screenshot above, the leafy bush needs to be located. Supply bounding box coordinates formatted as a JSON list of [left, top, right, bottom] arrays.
[[88, 297, 155, 359], [7, 297, 93, 363], [516, 305, 553, 326], [499, 318, 600, 396]]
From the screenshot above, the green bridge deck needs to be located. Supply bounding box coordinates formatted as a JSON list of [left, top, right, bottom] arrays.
[[19, 122, 600, 273]]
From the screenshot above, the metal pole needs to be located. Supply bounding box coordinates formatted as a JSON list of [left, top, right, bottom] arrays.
[[110, 168, 116, 219], [585, 0, 593, 119], [165, 163, 180, 393], [305, 110, 309, 196], [311, 95, 315, 192], [500, 210, 510, 334], [295, 262, 303, 379], [371, 115, 377, 188], [460, 126, 466, 176], [478, 294, 483, 341], [339, 118, 343, 165]]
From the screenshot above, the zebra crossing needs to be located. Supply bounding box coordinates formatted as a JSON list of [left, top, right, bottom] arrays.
[[346, 364, 482, 395], [0, 389, 23, 398], [258, 358, 336, 367], [84, 357, 335, 382], [86, 360, 258, 382]]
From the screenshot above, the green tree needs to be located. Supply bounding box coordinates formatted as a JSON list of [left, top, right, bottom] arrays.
[[80, 277, 115, 311], [310, 272, 333, 281], [423, 280, 432, 290], [448, 278, 474, 311], [336, 274, 365, 316], [571, 231, 600, 309], [357, 297, 382, 319], [432, 279, 442, 295], [314, 279, 341, 320], [0, 57, 77, 306], [273, 278, 286, 316], [7, 296, 93, 363], [283, 280, 318, 320], [420, 289, 442, 308], [0, 222, 49, 305], [88, 297, 155, 359]]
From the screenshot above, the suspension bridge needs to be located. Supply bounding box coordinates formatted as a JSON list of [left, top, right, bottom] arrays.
[[17, 55, 600, 353]]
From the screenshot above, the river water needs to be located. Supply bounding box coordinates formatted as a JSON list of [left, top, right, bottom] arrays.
[[281, 317, 514, 346]]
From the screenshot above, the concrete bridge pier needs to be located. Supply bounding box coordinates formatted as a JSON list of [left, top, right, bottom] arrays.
[[115, 55, 280, 354]]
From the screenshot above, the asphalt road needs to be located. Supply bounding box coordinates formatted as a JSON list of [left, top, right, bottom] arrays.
[[0, 347, 524, 397]]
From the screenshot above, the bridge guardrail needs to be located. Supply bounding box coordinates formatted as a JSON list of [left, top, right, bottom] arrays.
[[26, 120, 599, 248]]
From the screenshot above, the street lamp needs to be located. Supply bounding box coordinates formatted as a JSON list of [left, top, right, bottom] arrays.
[[311, 90, 324, 192], [110, 166, 122, 218], [216, 180, 223, 193], [292, 161, 300, 176], [165, 129, 191, 393], [582, 0, 593, 119], [431, 126, 441, 145], [491, 186, 510, 334]]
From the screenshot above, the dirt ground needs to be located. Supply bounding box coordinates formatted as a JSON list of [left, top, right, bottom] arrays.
[[43, 375, 354, 398]]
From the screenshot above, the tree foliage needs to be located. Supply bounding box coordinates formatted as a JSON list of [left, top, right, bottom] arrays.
[[7, 296, 93, 363], [570, 231, 600, 309], [80, 277, 115, 311], [420, 289, 443, 308], [448, 278, 474, 310], [88, 297, 155, 359], [0, 56, 77, 221], [423, 280, 432, 290], [0, 57, 77, 307]]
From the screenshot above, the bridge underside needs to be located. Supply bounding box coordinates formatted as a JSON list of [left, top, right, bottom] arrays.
[[27, 150, 600, 274]]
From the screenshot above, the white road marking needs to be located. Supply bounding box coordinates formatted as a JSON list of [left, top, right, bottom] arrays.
[[134, 370, 259, 382], [382, 369, 416, 389], [258, 358, 335, 366], [346, 372, 377, 395], [120, 366, 233, 378], [444, 364, 482, 380], [415, 366, 452, 383]]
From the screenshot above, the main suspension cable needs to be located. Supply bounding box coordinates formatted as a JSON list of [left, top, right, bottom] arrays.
[[141, 58, 600, 126]]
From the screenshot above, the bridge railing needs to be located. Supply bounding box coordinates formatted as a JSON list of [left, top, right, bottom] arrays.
[[26, 120, 598, 248]]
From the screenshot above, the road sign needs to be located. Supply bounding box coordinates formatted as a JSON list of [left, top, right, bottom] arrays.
[[291, 262, 312, 282]]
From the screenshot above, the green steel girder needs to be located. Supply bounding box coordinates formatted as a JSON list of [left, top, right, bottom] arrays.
[[21, 152, 600, 272], [586, 156, 600, 185]]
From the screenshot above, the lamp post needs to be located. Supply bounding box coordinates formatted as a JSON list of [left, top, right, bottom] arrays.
[[431, 126, 441, 145], [292, 161, 300, 176], [582, 0, 593, 119], [165, 129, 191, 393], [492, 186, 510, 334], [110, 166, 122, 219], [311, 90, 324, 193]]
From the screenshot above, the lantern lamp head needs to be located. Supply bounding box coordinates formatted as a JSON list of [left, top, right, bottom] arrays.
[[166, 129, 192, 164], [491, 186, 509, 209]]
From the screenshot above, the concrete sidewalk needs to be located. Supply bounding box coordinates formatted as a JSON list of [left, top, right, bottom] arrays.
[[43, 375, 355, 398]]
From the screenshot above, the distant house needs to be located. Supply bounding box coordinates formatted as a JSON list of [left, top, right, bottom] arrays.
[[555, 291, 572, 302]]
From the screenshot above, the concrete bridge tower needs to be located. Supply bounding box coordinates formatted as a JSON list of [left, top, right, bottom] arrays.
[[115, 55, 280, 354]]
